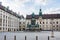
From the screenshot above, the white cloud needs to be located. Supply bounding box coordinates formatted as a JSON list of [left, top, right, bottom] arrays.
[[34, 0, 48, 6], [0, 0, 30, 16], [19, 6, 38, 17], [43, 8, 60, 14], [0, 0, 60, 17]]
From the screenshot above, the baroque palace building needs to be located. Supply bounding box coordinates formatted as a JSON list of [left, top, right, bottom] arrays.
[[0, 2, 60, 32], [0, 3, 21, 32], [19, 15, 26, 31], [26, 9, 60, 31]]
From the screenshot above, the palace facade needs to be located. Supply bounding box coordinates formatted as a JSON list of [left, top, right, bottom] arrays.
[[19, 15, 26, 31], [0, 3, 60, 32], [26, 9, 60, 31], [0, 3, 20, 31]]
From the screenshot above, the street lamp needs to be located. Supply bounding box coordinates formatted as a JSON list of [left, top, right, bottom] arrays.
[[51, 18, 54, 38]]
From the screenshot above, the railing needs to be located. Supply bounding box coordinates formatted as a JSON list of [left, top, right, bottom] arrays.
[[4, 35, 38, 40], [3, 35, 60, 40]]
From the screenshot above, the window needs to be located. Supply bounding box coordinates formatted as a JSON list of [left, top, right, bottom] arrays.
[[56, 21, 58, 24], [0, 19, 2, 22], [3, 11, 5, 13], [23, 22, 25, 24], [46, 25, 48, 27], [3, 19, 5, 23], [0, 23, 2, 26], [43, 22, 44, 24], [40, 25, 41, 27], [0, 19, 2, 26], [53, 22, 55, 24], [0, 10, 2, 12], [28, 22, 29, 24], [50, 22, 52, 24], [6, 16, 7, 18], [57, 29, 58, 30], [23, 26, 25, 27], [6, 24, 7, 26], [19, 26, 21, 28], [19, 22, 21, 24], [56, 25, 58, 27], [40, 22, 41, 24], [37, 22, 38, 24], [6, 20, 7, 23], [3, 28, 4, 30], [3, 15, 5, 17], [0, 27, 1, 30], [8, 28, 10, 31], [53, 26, 55, 27], [6, 28, 7, 30], [3, 23, 5, 26], [43, 25, 44, 27], [0, 14, 2, 18], [46, 22, 48, 24]]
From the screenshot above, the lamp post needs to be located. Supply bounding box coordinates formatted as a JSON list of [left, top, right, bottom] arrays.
[[51, 18, 54, 38]]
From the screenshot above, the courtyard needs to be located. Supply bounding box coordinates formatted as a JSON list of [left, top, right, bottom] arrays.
[[0, 31, 60, 40]]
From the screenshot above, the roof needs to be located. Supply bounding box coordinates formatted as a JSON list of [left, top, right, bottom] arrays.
[[0, 4, 21, 19], [26, 14, 60, 19]]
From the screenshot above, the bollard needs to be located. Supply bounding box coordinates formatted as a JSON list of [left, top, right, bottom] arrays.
[[25, 36, 27, 40], [48, 36, 49, 40], [4, 35, 6, 40], [14, 35, 16, 40], [36, 36, 38, 40]]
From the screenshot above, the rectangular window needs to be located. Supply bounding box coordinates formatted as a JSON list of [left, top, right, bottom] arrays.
[[46, 25, 48, 27], [23, 22, 25, 24], [19, 26, 21, 28], [40, 25, 41, 27], [23, 25, 25, 27], [50, 22, 52, 24], [3, 19, 5, 23], [56, 21, 58, 24], [53, 26, 55, 27], [3, 23, 5, 26], [43, 25, 44, 27], [3, 15, 5, 17], [53, 22, 55, 24], [19, 22, 21, 24], [0, 19, 2, 26], [46, 22, 48, 24], [6, 28, 7, 30], [40, 22, 41, 24], [3, 28, 4, 30], [6, 16, 7, 18], [0, 27, 1, 30], [57, 29, 58, 30], [56, 25, 58, 27], [43, 22, 44, 24], [0, 23, 2, 26]]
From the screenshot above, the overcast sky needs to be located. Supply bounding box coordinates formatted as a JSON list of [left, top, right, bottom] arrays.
[[0, 0, 60, 17]]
